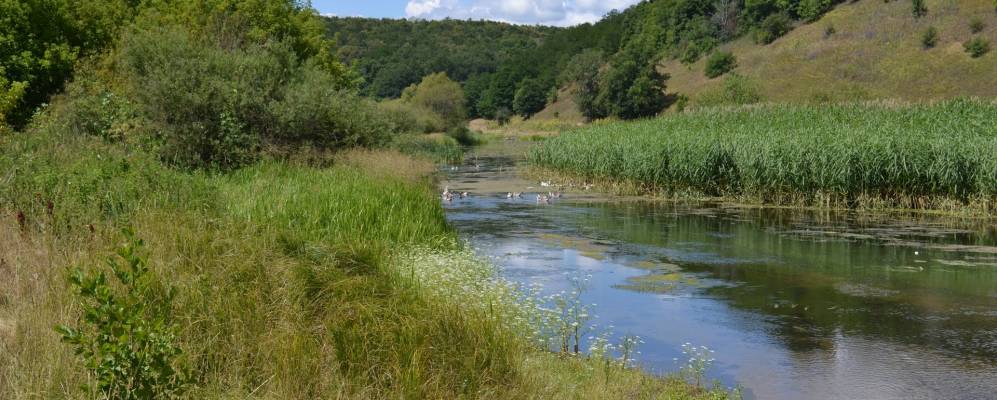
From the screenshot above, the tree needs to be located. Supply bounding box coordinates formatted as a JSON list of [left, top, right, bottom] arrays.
[[594, 49, 667, 120], [796, 0, 832, 22], [513, 78, 548, 118], [405, 72, 467, 129], [754, 13, 792, 44], [712, 0, 740, 40], [560, 50, 605, 120]]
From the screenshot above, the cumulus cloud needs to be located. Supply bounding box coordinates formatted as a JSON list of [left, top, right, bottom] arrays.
[[404, 0, 640, 26]]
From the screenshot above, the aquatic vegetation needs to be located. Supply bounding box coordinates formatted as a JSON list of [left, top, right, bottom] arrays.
[[529, 99, 997, 213]]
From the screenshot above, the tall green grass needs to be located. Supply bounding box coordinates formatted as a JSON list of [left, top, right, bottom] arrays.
[[529, 99, 997, 212]]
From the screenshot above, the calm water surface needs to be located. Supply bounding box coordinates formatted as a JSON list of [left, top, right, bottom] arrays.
[[441, 142, 997, 400]]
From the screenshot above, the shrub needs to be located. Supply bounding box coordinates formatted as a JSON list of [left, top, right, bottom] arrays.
[[697, 74, 763, 107], [797, 0, 833, 22], [56, 229, 189, 399], [402, 72, 468, 130], [118, 28, 394, 169], [704, 51, 737, 78], [921, 26, 939, 48], [912, 0, 927, 18], [594, 49, 668, 120], [495, 107, 512, 126], [969, 18, 985, 34], [446, 126, 483, 146], [824, 24, 836, 38], [964, 37, 991, 58], [754, 13, 792, 44]]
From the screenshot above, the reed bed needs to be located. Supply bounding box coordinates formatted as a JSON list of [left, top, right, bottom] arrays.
[[529, 99, 997, 213]]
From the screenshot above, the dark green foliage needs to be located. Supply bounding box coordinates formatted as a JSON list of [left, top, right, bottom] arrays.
[[921, 26, 939, 49], [561, 50, 604, 121], [754, 13, 793, 44], [969, 18, 985, 34], [964, 37, 991, 58], [824, 24, 836, 38], [797, 0, 834, 22], [118, 28, 390, 170], [495, 107, 512, 126], [705, 51, 738, 79], [0, 0, 349, 127], [513, 78, 548, 118], [592, 50, 668, 120], [446, 126, 482, 146], [912, 0, 927, 18], [56, 229, 189, 399]]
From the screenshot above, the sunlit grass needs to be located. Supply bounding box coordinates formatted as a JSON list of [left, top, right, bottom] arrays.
[[529, 99, 997, 213]]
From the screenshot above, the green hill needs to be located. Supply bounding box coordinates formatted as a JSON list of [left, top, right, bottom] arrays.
[[661, 0, 997, 106]]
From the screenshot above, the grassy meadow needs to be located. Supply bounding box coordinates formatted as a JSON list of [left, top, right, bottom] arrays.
[[662, 0, 997, 106], [0, 108, 737, 398], [528, 99, 997, 213]]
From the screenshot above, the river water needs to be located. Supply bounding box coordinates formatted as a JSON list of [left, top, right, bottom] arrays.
[[440, 142, 997, 400]]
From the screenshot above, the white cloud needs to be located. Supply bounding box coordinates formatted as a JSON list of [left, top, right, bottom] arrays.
[[404, 0, 640, 26]]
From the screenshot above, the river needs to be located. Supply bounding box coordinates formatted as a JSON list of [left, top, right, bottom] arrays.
[[439, 141, 997, 400]]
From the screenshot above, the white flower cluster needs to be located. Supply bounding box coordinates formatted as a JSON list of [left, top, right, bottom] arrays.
[[393, 248, 646, 368]]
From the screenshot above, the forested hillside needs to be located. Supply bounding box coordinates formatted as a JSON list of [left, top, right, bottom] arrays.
[[329, 0, 997, 123]]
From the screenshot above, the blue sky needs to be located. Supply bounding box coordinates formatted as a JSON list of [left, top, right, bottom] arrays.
[[311, 0, 641, 26]]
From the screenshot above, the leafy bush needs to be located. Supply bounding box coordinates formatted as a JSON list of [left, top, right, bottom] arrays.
[[392, 134, 463, 163], [754, 13, 792, 45], [921, 26, 939, 49], [495, 107, 512, 126], [912, 0, 927, 18], [446, 126, 483, 146], [969, 18, 985, 34], [797, 0, 833, 22], [513, 78, 548, 118], [697, 74, 763, 107], [117, 28, 392, 169], [704, 51, 737, 79], [401, 72, 468, 130], [964, 37, 991, 58], [56, 229, 189, 399]]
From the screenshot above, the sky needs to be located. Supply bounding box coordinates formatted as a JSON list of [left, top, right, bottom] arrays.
[[311, 0, 641, 27]]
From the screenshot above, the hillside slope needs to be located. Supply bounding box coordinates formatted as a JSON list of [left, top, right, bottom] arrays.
[[662, 0, 997, 105]]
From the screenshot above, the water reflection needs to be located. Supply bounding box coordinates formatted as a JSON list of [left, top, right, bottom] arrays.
[[442, 147, 997, 400]]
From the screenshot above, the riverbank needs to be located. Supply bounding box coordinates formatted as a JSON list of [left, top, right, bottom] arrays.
[[527, 100, 997, 216], [0, 122, 736, 398]]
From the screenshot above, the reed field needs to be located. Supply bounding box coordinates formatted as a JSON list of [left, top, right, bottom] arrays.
[[529, 99, 997, 213]]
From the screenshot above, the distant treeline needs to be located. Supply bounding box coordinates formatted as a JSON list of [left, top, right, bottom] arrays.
[[326, 0, 842, 121]]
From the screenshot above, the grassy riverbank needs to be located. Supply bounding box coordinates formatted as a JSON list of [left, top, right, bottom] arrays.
[[0, 119, 736, 398], [528, 99, 997, 215]]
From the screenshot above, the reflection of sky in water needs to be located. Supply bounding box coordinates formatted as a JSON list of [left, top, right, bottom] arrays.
[[441, 150, 997, 400]]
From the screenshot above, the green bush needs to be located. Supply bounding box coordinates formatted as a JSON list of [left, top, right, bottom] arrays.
[[969, 18, 985, 34], [697, 74, 763, 107], [824, 24, 836, 38], [446, 126, 483, 146], [704, 51, 737, 79], [754, 13, 792, 45], [56, 229, 189, 399], [912, 0, 927, 18], [392, 134, 463, 163], [117, 28, 394, 169], [401, 72, 468, 130], [921, 26, 939, 49], [964, 37, 991, 58], [797, 0, 833, 22], [495, 107, 512, 126]]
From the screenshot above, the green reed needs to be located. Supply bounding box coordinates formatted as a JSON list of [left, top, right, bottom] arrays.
[[529, 99, 997, 211]]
